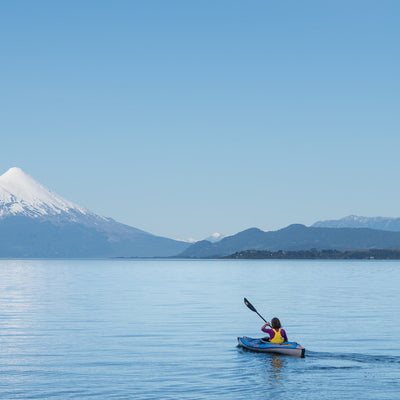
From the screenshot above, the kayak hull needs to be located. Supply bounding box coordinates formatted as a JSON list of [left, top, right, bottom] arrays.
[[237, 336, 305, 358]]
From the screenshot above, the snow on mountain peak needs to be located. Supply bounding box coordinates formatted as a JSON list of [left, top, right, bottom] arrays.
[[205, 232, 225, 242], [0, 167, 88, 219]]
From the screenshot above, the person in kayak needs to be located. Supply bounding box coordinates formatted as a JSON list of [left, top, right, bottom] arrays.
[[261, 317, 288, 343]]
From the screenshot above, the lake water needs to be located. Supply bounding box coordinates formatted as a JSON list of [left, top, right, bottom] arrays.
[[0, 259, 399, 399]]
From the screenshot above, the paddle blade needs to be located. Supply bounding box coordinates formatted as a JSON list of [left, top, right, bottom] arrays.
[[244, 298, 257, 313]]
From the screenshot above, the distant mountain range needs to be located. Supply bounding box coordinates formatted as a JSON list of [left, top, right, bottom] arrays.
[[2, 167, 400, 259], [0, 167, 189, 257], [312, 215, 400, 231], [179, 224, 400, 258]]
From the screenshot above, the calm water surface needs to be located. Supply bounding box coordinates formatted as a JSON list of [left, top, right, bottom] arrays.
[[0, 259, 399, 399]]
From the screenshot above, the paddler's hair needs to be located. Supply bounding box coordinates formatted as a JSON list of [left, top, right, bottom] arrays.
[[271, 317, 282, 329]]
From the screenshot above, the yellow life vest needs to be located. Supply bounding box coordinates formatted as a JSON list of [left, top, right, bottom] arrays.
[[270, 328, 284, 344]]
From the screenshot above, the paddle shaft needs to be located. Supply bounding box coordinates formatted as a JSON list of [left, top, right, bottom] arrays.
[[254, 310, 268, 323], [243, 298, 268, 323]]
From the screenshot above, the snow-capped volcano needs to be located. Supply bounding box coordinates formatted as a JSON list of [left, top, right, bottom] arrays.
[[0, 167, 190, 257], [0, 167, 89, 219]]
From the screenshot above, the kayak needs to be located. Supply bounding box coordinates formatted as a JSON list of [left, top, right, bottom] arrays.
[[237, 336, 305, 358]]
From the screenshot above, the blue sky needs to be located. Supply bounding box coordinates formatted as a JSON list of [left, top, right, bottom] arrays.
[[1, 1, 399, 240]]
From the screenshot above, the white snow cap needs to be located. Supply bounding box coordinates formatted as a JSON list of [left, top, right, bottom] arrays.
[[0, 167, 88, 218], [204, 232, 225, 242]]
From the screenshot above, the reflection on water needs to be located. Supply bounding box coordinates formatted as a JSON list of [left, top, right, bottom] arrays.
[[263, 354, 287, 390], [268, 354, 285, 379]]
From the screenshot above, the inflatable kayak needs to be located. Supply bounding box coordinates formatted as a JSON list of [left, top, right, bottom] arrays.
[[237, 336, 305, 358]]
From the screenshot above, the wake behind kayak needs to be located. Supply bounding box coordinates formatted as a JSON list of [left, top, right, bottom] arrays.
[[238, 336, 305, 358]]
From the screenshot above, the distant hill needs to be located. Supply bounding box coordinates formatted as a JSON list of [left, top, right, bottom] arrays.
[[178, 224, 400, 258], [312, 215, 400, 231], [0, 167, 190, 258]]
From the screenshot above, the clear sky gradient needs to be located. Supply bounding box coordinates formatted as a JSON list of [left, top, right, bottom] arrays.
[[1, 1, 399, 240]]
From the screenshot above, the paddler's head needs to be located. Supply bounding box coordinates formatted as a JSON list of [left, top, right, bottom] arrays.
[[271, 317, 282, 329]]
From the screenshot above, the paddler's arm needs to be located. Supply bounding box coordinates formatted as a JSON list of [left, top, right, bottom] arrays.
[[261, 322, 271, 332]]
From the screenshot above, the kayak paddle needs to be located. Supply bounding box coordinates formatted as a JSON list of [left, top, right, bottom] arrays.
[[244, 298, 268, 323]]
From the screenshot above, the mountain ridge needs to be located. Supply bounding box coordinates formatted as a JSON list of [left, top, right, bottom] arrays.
[[312, 215, 400, 231], [179, 224, 400, 258], [3, 168, 400, 259]]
